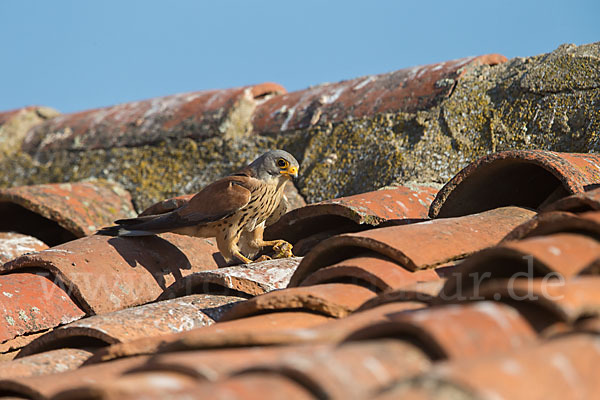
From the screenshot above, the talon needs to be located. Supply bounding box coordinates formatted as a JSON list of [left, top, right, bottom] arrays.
[[253, 255, 272, 262], [272, 240, 294, 259]]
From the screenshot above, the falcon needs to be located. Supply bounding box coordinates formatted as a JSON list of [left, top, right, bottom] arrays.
[[100, 150, 299, 264]]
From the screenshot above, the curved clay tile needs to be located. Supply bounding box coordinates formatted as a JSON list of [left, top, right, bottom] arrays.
[[264, 185, 438, 255], [355, 280, 446, 312], [15, 294, 244, 359], [85, 311, 333, 365], [477, 277, 600, 327], [542, 187, 600, 213], [253, 54, 507, 134], [441, 232, 600, 298], [0, 273, 85, 348], [158, 257, 301, 300], [69, 371, 315, 400], [289, 206, 536, 286], [298, 253, 440, 293], [23, 83, 286, 157], [230, 339, 432, 399], [378, 333, 600, 400], [1, 233, 225, 315], [219, 283, 377, 321], [0, 348, 92, 379], [345, 301, 538, 361], [0, 180, 136, 246], [503, 210, 600, 241], [0, 355, 149, 399], [0, 232, 48, 264], [429, 150, 600, 218]]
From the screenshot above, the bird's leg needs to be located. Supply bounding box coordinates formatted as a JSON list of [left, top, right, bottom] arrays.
[[216, 232, 252, 265], [233, 250, 253, 265]]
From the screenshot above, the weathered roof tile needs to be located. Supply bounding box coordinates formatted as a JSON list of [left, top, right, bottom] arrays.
[[220, 283, 377, 321], [0, 181, 135, 246], [16, 294, 244, 359], [1, 233, 224, 315], [441, 232, 600, 298], [347, 302, 537, 360], [290, 206, 536, 286], [22, 83, 286, 158], [0, 232, 48, 264], [265, 185, 438, 255], [0, 273, 85, 348], [253, 54, 506, 134], [0, 348, 92, 379], [158, 257, 301, 300], [430, 150, 600, 218], [378, 333, 600, 400], [298, 253, 440, 292]]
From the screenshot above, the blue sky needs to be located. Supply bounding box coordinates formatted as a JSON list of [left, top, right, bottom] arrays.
[[1, 0, 598, 113]]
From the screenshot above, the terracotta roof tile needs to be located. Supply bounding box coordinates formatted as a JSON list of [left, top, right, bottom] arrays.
[[503, 209, 600, 241], [0, 355, 148, 399], [429, 150, 600, 218], [158, 257, 301, 300], [0, 232, 48, 264], [290, 206, 536, 286], [478, 277, 600, 325], [378, 333, 600, 400], [64, 372, 315, 400], [55, 339, 431, 399], [264, 185, 438, 255], [356, 280, 446, 312], [441, 232, 600, 298], [543, 187, 600, 213], [0, 348, 92, 379], [253, 54, 506, 134], [0, 273, 85, 349], [0, 181, 135, 246], [16, 294, 243, 359], [219, 283, 377, 321], [347, 302, 537, 360], [22, 83, 286, 158], [2, 49, 600, 399], [1, 233, 224, 315], [298, 254, 440, 292], [85, 312, 332, 368], [230, 339, 432, 399]]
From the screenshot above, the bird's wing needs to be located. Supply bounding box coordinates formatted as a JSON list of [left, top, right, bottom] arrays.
[[178, 176, 254, 223], [112, 177, 253, 233]]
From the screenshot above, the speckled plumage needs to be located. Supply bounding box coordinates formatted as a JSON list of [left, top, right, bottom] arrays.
[[101, 150, 299, 264]]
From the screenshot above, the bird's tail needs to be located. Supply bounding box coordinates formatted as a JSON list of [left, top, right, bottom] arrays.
[[96, 225, 156, 237]]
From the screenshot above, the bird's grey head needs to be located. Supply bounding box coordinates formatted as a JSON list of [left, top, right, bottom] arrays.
[[249, 150, 299, 182]]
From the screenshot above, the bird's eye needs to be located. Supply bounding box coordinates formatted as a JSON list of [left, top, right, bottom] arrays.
[[277, 158, 288, 168]]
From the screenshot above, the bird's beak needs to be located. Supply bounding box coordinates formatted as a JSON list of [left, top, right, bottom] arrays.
[[281, 166, 299, 179]]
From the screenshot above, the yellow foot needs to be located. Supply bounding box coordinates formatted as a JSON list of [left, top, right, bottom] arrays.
[[272, 240, 294, 259]]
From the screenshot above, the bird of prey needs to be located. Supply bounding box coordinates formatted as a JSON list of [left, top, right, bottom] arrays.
[[100, 150, 299, 264]]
